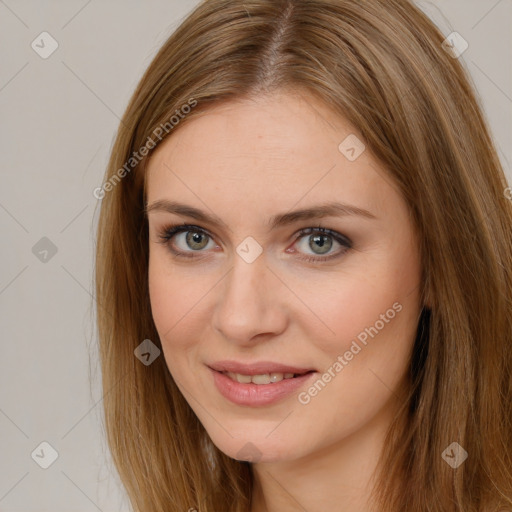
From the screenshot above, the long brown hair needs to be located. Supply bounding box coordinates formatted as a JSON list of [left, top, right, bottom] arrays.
[[94, 0, 512, 510]]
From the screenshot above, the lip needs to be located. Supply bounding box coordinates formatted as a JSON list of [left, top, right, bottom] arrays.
[[208, 360, 315, 376], [208, 366, 317, 407]]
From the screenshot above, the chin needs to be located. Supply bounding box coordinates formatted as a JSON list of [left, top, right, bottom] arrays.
[[209, 430, 303, 464]]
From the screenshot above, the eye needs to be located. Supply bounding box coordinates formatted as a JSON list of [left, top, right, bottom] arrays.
[[156, 224, 216, 258], [292, 226, 352, 263], [156, 223, 352, 263]]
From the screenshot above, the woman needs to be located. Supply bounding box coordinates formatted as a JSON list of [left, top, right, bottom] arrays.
[[95, 0, 512, 510]]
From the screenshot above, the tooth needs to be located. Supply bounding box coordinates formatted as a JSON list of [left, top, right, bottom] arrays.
[[223, 371, 297, 384], [251, 374, 272, 384]]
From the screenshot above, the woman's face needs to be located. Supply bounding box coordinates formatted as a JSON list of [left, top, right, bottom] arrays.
[[145, 90, 423, 463]]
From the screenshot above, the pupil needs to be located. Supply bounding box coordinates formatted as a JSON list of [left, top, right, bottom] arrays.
[[315, 235, 325, 246]]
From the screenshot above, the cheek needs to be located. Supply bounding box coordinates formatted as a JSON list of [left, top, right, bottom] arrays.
[[148, 253, 200, 351], [298, 273, 420, 442], [147, 250, 223, 382], [148, 265, 197, 386], [313, 241, 422, 404], [148, 255, 174, 335], [306, 254, 420, 358]]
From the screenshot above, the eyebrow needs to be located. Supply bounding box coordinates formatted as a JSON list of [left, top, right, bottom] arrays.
[[144, 200, 377, 229]]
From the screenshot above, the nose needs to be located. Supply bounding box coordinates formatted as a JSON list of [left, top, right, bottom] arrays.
[[211, 252, 288, 346]]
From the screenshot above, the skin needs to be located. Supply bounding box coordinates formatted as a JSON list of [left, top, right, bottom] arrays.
[[145, 89, 423, 512]]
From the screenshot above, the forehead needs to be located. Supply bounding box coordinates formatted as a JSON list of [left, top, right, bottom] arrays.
[[148, 91, 353, 175], [144, 91, 399, 224]]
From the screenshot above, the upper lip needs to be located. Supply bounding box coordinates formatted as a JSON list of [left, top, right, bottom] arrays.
[[208, 360, 316, 376]]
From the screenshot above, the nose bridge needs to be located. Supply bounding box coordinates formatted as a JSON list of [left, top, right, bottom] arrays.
[[212, 249, 285, 342]]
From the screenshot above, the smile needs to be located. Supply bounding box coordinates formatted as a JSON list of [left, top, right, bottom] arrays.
[[209, 367, 317, 406], [222, 371, 310, 384]]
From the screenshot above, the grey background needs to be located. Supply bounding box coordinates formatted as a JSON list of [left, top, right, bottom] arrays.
[[0, 1, 510, 510]]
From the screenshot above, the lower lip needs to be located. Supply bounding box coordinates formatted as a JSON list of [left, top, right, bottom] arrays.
[[210, 368, 316, 406]]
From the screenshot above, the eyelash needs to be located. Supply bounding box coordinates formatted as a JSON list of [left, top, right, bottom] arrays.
[[156, 223, 352, 263]]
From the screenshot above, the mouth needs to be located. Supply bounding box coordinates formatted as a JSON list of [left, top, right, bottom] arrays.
[[208, 363, 318, 406], [219, 369, 315, 385], [208, 360, 316, 379]]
